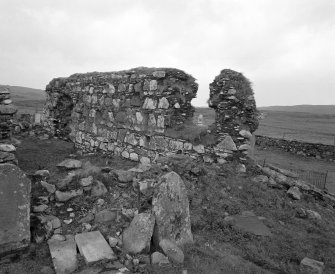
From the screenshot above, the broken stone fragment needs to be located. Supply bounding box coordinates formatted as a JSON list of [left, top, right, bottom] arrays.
[[57, 159, 82, 169], [287, 186, 302, 200], [239, 129, 252, 139], [91, 180, 108, 196], [80, 175, 94, 187], [152, 71, 166, 78], [108, 236, 119, 247], [40, 181, 56, 193], [300, 257, 324, 274], [56, 172, 76, 189], [215, 135, 237, 151], [114, 169, 134, 183], [142, 98, 157, 109], [122, 213, 155, 254], [151, 252, 170, 265], [152, 171, 193, 247], [159, 239, 184, 264], [34, 170, 50, 178], [55, 189, 83, 202], [158, 97, 169, 109], [75, 231, 117, 264]]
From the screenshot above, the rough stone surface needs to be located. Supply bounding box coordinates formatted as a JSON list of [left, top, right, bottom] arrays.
[[75, 231, 117, 264], [122, 213, 155, 254], [94, 209, 117, 223], [159, 239, 184, 264], [48, 235, 78, 274], [57, 159, 82, 169], [0, 163, 31, 255], [152, 172, 193, 247], [300, 257, 324, 274], [151, 251, 170, 265], [55, 189, 83, 202], [287, 186, 302, 200], [91, 180, 108, 196]]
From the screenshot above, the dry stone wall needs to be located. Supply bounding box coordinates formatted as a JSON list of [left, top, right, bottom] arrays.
[[43, 68, 259, 164]]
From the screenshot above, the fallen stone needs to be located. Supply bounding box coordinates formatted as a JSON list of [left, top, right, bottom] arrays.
[[48, 235, 78, 274], [55, 189, 83, 202], [151, 251, 170, 265], [122, 213, 155, 254], [108, 236, 119, 247], [50, 234, 66, 241], [114, 170, 134, 183], [57, 159, 82, 169], [152, 171, 193, 247], [91, 180, 108, 196], [215, 135, 237, 151], [56, 172, 76, 189], [159, 239, 184, 264], [95, 209, 117, 223], [80, 176, 94, 187], [252, 175, 268, 184], [50, 216, 61, 229], [300, 257, 324, 274], [75, 231, 117, 264], [0, 164, 31, 255], [33, 204, 49, 213], [79, 212, 95, 224], [41, 181, 56, 193], [306, 210, 322, 220], [0, 144, 16, 152], [287, 186, 302, 200], [34, 169, 50, 178]]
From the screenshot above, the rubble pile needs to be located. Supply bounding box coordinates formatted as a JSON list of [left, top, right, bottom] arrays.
[[30, 158, 193, 273], [209, 69, 259, 161]]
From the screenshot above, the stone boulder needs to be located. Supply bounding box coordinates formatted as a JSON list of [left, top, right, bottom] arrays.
[[0, 164, 31, 255], [122, 213, 155, 254], [152, 171, 193, 247]]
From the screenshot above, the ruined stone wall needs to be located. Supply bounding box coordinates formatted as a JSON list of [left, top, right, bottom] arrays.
[[256, 135, 335, 161], [43, 68, 259, 164]]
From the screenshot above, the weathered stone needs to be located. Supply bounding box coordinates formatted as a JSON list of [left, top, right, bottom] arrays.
[[75, 231, 117, 264], [151, 252, 170, 265], [41, 181, 56, 193], [91, 180, 108, 197], [57, 172, 76, 189], [34, 170, 50, 178], [193, 144, 205, 154], [114, 170, 134, 183], [159, 239, 184, 264], [153, 71, 166, 78], [80, 176, 94, 187], [152, 172, 193, 247], [55, 189, 83, 202], [95, 209, 117, 223], [149, 80, 157, 91], [0, 144, 16, 152], [239, 130, 252, 139], [33, 204, 48, 213], [0, 164, 30, 255], [158, 97, 169, 109], [142, 98, 157, 109], [57, 159, 82, 169], [300, 257, 324, 274], [122, 213, 155, 254], [216, 135, 237, 151], [108, 236, 119, 247], [287, 186, 302, 200], [252, 175, 269, 184], [48, 235, 78, 274]]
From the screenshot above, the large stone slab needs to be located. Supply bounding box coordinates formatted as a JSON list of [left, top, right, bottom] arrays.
[[0, 164, 31, 255], [152, 171, 193, 247], [122, 213, 155, 254], [48, 235, 78, 274], [75, 231, 116, 264]]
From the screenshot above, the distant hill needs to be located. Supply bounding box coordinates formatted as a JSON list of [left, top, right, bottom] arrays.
[[0, 85, 45, 114], [258, 105, 335, 115]]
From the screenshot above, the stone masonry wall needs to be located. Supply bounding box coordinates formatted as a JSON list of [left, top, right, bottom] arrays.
[[43, 68, 259, 164], [256, 135, 335, 161]]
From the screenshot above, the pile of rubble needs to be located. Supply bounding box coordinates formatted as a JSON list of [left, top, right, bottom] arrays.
[[30, 158, 193, 273]]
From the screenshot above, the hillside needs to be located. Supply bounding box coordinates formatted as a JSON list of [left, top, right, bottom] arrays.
[[1, 85, 45, 114], [258, 105, 335, 115]]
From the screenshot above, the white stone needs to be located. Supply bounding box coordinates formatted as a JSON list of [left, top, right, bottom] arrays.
[[174, 103, 180, 109], [0, 144, 16, 152], [300, 257, 324, 274], [193, 144, 205, 154], [55, 189, 83, 202], [142, 98, 157, 109], [80, 176, 94, 187], [149, 80, 157, 91], [158, 97, 169, 109], [57, 159, 82, 169]]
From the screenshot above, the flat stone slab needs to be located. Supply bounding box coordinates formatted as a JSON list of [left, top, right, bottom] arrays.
[[0, 164, 31, 255], [75, 231, 116, 264], [48, 235, 78, 274], [229, 212, 272, 236]]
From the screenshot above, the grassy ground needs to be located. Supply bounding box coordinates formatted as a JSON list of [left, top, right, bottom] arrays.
[[2, 136, 335, 273], [194, 107, 335, 145]]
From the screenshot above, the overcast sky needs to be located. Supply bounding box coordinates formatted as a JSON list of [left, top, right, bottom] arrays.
[[0, 0, 334, 106]]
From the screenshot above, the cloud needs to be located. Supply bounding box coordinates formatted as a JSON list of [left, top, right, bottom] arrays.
[[0, 0, 334, 106]]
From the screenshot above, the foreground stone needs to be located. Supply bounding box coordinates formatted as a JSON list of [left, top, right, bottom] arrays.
[[75, 231, 117, 264], [151, 251, 170, 265], [55, 189, 83, 202], [122, 213, 155, 254], [300, 257, 324, 274], [152, 171, 193, 247], [0, 164, 31, 255], [159, 239, 184, 264], [57, 159, 82, 169], [287, 186, 302, 200], [48, 235, 78, 274]]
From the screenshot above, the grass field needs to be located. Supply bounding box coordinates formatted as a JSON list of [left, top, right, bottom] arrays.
[[194, 107, 335, 145]]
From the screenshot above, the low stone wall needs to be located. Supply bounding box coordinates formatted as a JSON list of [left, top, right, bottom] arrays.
[[256, 135, 335, 161], [43, 68, 259, 164]]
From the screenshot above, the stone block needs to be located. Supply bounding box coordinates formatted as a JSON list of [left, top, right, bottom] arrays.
[[48, 235, 78, 274], [0, 164, 31, 255], [75, 231, 117, 264]]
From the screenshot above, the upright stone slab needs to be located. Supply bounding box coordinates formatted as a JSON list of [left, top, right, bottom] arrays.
[[152, 171, 193, 247], [0, 163, 31, 255]]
